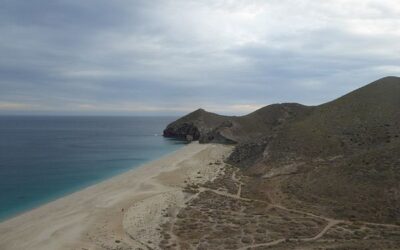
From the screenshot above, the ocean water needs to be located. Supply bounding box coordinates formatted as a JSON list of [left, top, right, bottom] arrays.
[[0, 116, 185, 221]]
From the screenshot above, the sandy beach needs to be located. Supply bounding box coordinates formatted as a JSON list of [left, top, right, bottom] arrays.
[[0, 142, 233, 250]]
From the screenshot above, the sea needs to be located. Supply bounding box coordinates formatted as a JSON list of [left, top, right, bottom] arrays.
[[0, 116, 185, 221]]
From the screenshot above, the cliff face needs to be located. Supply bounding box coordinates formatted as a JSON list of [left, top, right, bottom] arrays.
[[163, 121, 201, 141], [163, 108, 234, 142], [163, 76, 400, 224]]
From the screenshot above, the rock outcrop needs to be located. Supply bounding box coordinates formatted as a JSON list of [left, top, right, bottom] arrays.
[[163, 108, 237, 143], [163, 122, 201, 141]]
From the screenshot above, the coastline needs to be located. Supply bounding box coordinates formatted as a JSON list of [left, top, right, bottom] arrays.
[[0, 142, 233, 250], [0, 139, 184, 223]]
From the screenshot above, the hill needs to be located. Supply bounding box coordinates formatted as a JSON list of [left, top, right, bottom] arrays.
[[164, 76, 400, 224]]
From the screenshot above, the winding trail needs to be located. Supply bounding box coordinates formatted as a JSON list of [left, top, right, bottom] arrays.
[[237, 239, 286, 250], [232, 170, 244, 197], [303, 220, 340, 242]]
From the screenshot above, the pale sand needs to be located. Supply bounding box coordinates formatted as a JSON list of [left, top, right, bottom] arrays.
[[0, 142, 233, 250]]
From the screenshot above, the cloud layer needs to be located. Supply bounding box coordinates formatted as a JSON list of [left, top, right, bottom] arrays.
[[1, 0, 399, 115]]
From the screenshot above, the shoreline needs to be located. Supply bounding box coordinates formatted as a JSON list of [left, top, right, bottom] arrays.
[[0, 142, 233, 250], [0, 140, 184, 223]]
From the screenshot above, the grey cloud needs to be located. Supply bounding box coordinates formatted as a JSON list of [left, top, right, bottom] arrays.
[[0, 0, 399, 115]]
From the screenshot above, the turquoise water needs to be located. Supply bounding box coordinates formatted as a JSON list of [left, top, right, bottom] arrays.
[[0, 116, 184, 221]]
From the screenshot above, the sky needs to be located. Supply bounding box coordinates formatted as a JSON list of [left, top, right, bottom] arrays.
[[0, 0, 399, 116]]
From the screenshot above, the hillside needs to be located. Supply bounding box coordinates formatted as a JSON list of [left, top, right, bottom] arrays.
[[262, 76, 400, 225], [164, 76, 400, 223]]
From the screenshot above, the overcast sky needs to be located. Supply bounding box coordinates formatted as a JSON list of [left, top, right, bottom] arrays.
[[1, 0, 399, 115]]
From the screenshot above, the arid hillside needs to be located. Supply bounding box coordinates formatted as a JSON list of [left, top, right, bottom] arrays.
[[164, 76, 400, 225]]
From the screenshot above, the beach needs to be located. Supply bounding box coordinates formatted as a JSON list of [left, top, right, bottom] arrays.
[[0, 142, 233, 250]]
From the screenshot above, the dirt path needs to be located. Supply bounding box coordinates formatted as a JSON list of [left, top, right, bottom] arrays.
[[303, 220, 340, 241], [232, 169, 244, 197], [236, 239, 286, 250]]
